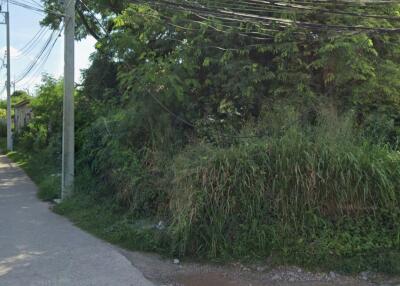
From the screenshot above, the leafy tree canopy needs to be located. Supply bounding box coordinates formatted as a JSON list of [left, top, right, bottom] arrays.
[[39, 1, 400, 139]]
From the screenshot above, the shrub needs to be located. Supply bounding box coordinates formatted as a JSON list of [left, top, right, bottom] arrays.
[[77, 110, 174, 218], [37, 174, 61, 201], [362, 113, 400, 148], [170, 118, 400, 271]]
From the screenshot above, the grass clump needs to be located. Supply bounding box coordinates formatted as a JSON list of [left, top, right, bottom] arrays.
[[4, 110, 400, 274], [54, 190, 171, 254], [169, 115, 400, 272], [3, 144, 171, 254], [7, 150, 61, 201]]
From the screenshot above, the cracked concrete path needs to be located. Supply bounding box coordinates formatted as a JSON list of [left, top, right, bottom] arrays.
[[0, 154, 155, 286]]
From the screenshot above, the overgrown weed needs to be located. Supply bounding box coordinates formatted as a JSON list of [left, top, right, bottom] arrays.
[[170, 110, 400, 272], [4, 108, 400, 274]]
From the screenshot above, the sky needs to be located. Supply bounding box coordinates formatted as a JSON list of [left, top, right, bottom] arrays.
[[0, 1, 96, 99]]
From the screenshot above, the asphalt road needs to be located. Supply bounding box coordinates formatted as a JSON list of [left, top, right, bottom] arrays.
[[0, 154, 155, 286]]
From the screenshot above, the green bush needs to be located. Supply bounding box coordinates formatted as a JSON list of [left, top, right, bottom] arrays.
[[37, 174, 61, 201], [10, 75, 400, 274], [362, 113, 400, 148], [170, 118, 400, 271], [54, 192, 171, 254], [77, 110, 174, 218]]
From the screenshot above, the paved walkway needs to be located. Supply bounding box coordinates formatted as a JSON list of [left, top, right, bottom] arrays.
[[0, 154, 155, 286]]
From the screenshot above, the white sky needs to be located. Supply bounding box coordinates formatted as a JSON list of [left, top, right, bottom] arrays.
[[0, 2, 96, 99]]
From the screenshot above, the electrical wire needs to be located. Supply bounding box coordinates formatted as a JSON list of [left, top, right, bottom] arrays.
[[8, 0, 400, 137], [18, 26, 47, 54], [140, 0, 400, 33], [123, 0, 400, 34], [14, 29, 58, 84], [205, 0, 400, 21], [9, 0, 65, 17], [6, 0, 66, 91], [25, 25, 64, 87], [15, 26, 51, 59], [80, 0, 400, 40], [26, 0, 43, 7], [78, 0, 109, 36], [75, 0, 400, 135]]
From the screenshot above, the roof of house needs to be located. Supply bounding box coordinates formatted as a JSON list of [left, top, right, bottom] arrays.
[[14, 99, 31, 108]]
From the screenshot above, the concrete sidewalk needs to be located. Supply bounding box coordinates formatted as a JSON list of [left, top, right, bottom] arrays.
[[0, 154, 155, 286]]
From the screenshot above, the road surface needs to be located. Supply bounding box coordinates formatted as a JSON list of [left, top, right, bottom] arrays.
[[0, 154, 155, 286]]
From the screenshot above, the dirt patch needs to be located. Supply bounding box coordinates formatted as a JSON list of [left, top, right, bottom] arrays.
[[175, 272, 242, 286], [116, 248, 399, 286]]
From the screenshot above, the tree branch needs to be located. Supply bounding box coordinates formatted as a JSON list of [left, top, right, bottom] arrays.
[[77, 6, 101, 41]]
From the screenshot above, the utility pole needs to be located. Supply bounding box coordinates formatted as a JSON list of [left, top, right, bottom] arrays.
[[62, 0, 75, 199], [5, 0, 12, 151]]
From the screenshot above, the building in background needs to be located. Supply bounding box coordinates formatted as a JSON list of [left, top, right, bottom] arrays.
[[14, 100, 33, 132]]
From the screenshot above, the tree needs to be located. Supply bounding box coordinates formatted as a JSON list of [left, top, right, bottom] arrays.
[[41, 0, 129, 40], [40, 1, 400, 135]]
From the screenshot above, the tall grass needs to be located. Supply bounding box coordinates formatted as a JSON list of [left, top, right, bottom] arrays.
[[170, 113, 400, 271], [10, 106, 400, 273]]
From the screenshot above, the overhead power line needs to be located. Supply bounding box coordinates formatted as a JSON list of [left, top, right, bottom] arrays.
[[21, 25, 64, 89], [77, 0, 400, 42], [26, 0, 43, 7], [130, 0, 400, 34], [72, 0, 400, 135], [15, 25, 63, 85], [78, 0, 109, 36], [14, 30, 57, 83], [15, 26, 51, 59], [9, 0, 65, 17], [204, 0, 400, 21]]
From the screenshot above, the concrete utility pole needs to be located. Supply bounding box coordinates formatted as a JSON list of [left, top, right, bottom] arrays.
[[62, 0, 75, 199], [5, 0, 12, 151]]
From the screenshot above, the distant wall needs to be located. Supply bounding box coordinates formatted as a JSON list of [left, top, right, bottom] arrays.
[[0, 118, 6, 137], [15, 104, 33, 132]]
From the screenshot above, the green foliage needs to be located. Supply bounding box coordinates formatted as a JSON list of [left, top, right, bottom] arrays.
[[11, 76, 63, 200], [76, 107, 176, 217], [54, 191, 171, 254], [13, 1, 400, 275], [12, 108, 400, 273], [30, 76, 63, 136], [12, 90, 30, 101], [16, 76, 63, 155], [7, 150, 60, 201], [170, 113, 400, 272]]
